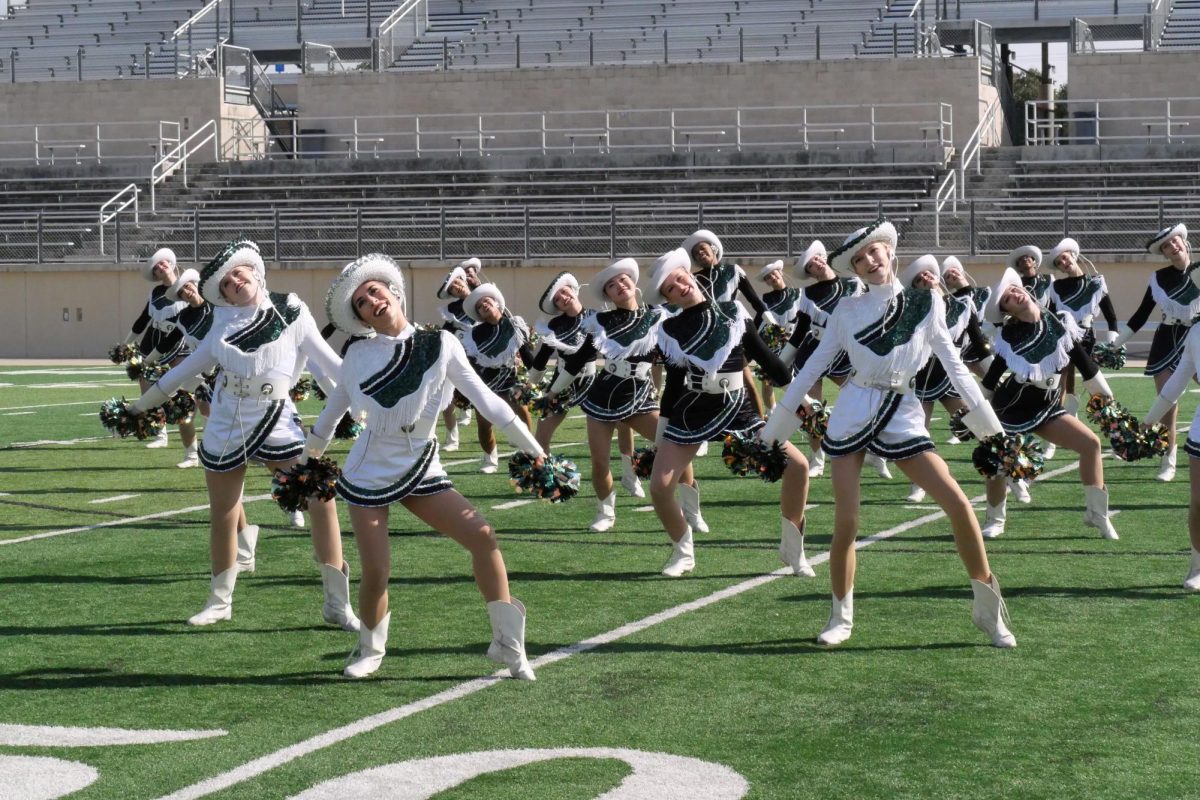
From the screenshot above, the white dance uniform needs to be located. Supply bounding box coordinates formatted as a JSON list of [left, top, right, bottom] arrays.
[[1149, 324, 1200, 458], [780, 279, 990, 460], [146, 292, 339, 471], [312, 326, 538, 507]]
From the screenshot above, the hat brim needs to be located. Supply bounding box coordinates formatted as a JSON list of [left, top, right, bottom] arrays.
[[166, 268, 200, 302], [1005, 245, 1043, 272], [464, 284, 505, 322], [984, 267, 1027, 324], [1045, 239, 1080, 273], [830, 221, 897, 277], [437, 267, 467, 300], [144, 248, 177, 282], [538, 272, 580, 316], [1148, 223, 1187, 255], [899, 254, 939, 288], [199, 245, 265, 307], [590, 259, 639, 306], [757, 260, 785, 282], [681, 230, 723, 267], [644, 249, 691, 306], [326, 255, 406, 337]]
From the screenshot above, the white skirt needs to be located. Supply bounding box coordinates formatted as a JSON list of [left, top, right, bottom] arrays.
[[335, 430, 453, 507], [822, 384, 935, 461], [199, 390, 305, 472]]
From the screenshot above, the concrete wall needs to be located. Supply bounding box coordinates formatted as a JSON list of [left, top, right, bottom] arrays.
[[0, 78, 244, 167], [0, 256, 1162, 358], [1067, 51, 1200, 144], [297, 58, 989, 152]]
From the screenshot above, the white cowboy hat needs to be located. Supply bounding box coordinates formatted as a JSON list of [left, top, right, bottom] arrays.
[[643, 248, 691, 306], [590, 257, 640, 306], [538, 271, 580, 316], [1046, 237, 1081, 273], [757, 260, 785, 282], [199, 239, 265, 307], [325, 254, 406, 337], [681, 229, 723, 267], [898, 253, 940, 289], [983, 267, 1029, 325], [464, 283, 506, 322], [1005, 245, 1042, 272], [436, 266, 468, 300], [829, 219, 898, 278], [144, 247, 177, 282], [1147, 223, 1187, 256], [165, 268, 200, 302]]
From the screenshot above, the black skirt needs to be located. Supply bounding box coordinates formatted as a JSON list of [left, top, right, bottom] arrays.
[[662, 386, 762, 445], [990, 376, 1066, 434], [580, 371, 658, 423], [913, 357, 960, 402], [476, 365, 518, 395], [1145, 321, 1191, 376], [795, 333, 853, 380]]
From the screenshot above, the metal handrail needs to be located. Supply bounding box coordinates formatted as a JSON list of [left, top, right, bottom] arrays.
[[1025, 95, 1200, 147], [933, 168, 956, 245], [374, 0, 428, 69], [98, 183, 139, 255], [959, 96, 1000, 198], [150, 119, 218, 212]]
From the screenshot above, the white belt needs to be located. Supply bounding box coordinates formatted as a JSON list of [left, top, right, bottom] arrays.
[[1162, 314, 1190, 326], [603, 359, 652, 380], [1015, 373, 1060, 391], [685, 370, 744, 394], [579, 362, 598, 378], [849, 371, 914, 394], [1079, 314, 1094, 328], [221, 373, 290, 400]]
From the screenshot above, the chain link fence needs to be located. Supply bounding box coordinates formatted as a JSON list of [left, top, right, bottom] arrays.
[[5, 197, 1196, 266]]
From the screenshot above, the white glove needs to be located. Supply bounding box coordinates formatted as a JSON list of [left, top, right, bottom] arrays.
[[304, 430, 331, 459], [981, 386, 994, 401], [124, 330, 139, 345], [961, 403, 1004, 439], [526, 367, 545, 386], [980, 321, 997, 340], [1101, 329, 1118, 344], [759, 401, 807, 445], [1084, 372, 1113, 399], [1112, 322, 1134, 348], [977, 355, 995, 374], [500, 417, 544, 458], [761, 310, 781, 327], [548, 370, 574, 396], [778, 343, 799, 368], [1145, 394, 1175, 427], [131, 384, 170, 414]]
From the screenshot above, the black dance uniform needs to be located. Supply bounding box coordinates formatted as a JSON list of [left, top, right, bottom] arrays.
[[130, 285, 188, 361], [982, 312, 1097, 434], [529, 312, 597, 417], [1048, 274, 1118, 358], [464, 314, 535, 395], [1123, 262, 1200, 376], [914, 293, 991, 401], [658, 301, 791, 444], [573, 306, 667, 422], [785, 277, 863, 379], [695, 261, 769, 317], [957, 285, 993, 364]]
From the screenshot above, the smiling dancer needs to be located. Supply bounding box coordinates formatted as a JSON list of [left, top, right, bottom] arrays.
[[762, 219, 1015, 649]]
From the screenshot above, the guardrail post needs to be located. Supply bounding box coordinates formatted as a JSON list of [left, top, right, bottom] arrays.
[[145, 45, 151, 79], [115, 210, 122, 263], [1063, 197, 1069, 235], [229, 0, 236, 45], [439, 206, 446, 260], [356, 207, 363, 257], [1034, 0, 1040, 20], [609, 204, 615, 258], [589, 31, 594, 66], [969, 199, 976, 255], [296, 0, 302, 44], [523, 206, 529, 259], [1158, 196, 1165, 229], [515, 34, 520, 68], [78, 46, 84, 80], [36, 210, 43, 264], [785, 202, 793, 257], [815, 25, 821, 60], [739, 27, 744, 62], [893, 24, 898, 57], [274, 206, 281, 260], [366, 0, 373, 39], [193, 209, 201, 260], [664, 29, 669, 64], [443, 37, 449, 69], [697, 201, 704, 227]]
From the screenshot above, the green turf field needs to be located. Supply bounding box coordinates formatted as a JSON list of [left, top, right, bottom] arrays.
[[1, 364, 1198, 799]]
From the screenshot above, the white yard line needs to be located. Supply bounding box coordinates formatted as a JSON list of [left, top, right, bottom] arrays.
[[9, 435, 112, 448], [152, 457, 1088, 800], [0, 369, 122, 376], [0, 494, 272, 547], [0, 400, 109, 412], [491, 499, 535, 510], [1, 411, 36, 416], [89, 494, 142, 505]]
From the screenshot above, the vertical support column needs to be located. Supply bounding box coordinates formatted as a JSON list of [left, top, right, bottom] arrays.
[[274, 206, 281, 261], [356, 207, 363, 257]]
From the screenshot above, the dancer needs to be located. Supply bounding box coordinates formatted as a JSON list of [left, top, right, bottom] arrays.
[[978, 268, 1119, 540], [778, 240, 882, 480], [941, 256, 995, 380], [550, 258, 706, 534], [1005, 244, 1057, 473], [462, 283, 536, 473], [1045, 237, 1120, 419], [435, 264, 476, 451], [126, 240, 359, 631], [1114, 223, 1200, 482], [645, 249, 811, 578], [528, 272, 596, 451], [125, 247, 192, 453], [762, 219, 1016, 648], [312, 254, 539, 679], [755, 259, 802, 413], [900, 254, 993, 503]]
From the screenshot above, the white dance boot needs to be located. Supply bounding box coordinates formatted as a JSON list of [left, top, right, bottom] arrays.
[[443, 424, 460, 453], [1082, 485, 1119, 540], [1064, 393, 1081, 419], [458, 406, 473, 426], [236, 524, 259, 573], [981, 499, 1006, 539], [285, 508, 305, 528], [187, 567, 237, 626], [619, 455, 645, 498], [695, 440, 709, 457], [1042, 441, 1057, 460], [809, 448, 825, 478], [320, 562, 362, 632], [677, 481, 709, 533], [1157, 446, 1177, 482], [817, 590, 854, 646], [146, 428, 169, 449], [865, 452, 892, 479], [1008, 478, 1032, 504], [971, 575, 1017, 648], [344, 613, 390, 679], [487, 598, 536, 680], [661, 527, 695, 577], [176, 442, 199, 468], [779, 518, 815, 577], [589, 491, 617, 532], [906, 483, 926, 503], [480, 448, 499, 474], [1184, 548, 1200, 592]]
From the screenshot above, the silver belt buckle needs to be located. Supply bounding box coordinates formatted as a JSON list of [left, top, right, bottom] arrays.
[[259, 382, 274, 398], [223, 374, 251, 398]]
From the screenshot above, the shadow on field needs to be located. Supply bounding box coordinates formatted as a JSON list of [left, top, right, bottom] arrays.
[[775, 583, 1187, 603], [0, 664, 460, 690]]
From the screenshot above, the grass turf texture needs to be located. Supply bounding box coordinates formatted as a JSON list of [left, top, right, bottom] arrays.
[[1, 364, 1198, 799]]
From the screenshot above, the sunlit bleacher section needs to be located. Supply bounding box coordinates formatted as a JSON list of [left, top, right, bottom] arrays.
[[1160, 0, 1200, 49]]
